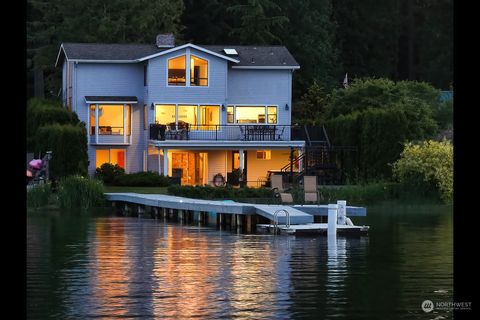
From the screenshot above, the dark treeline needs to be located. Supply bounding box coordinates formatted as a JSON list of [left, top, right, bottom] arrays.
[[27, 0, 452, 99]]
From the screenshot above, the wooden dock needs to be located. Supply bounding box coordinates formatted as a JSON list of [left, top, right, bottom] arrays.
[[256, 223, 369, 236], [104, 193, 368, 235]]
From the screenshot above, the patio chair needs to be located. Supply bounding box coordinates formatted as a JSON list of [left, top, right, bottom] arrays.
[[270, 174, 293, 203], [304, 176, 320, 203]]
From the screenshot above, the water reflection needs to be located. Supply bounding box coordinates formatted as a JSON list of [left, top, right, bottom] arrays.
[[27, 204, 453, 319]]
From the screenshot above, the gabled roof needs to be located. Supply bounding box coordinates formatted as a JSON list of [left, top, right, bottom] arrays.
[[56, 42, 299, 69], [202, 45, 299, 69]]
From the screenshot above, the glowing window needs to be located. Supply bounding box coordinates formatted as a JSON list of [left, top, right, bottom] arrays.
[[235, 106, 266, 123], [267, 106, 277, 124], [190, 55, 208, 86], [200, 105, 220, 130], [178, 105, 198, 126], [227, 105, 234, 123], [96, 149, 125, 169], [155, 104, 176, 125], [256, 150, 271, 160], [91, 104, 130, 135], [168, 55, 186, 86]]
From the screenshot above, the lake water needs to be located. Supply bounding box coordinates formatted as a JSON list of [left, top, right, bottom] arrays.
[[27, 202, 453, 319]]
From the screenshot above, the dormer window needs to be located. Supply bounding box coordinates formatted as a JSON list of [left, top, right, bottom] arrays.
[[168, 55, 186, 86], [167, 53, 208, 87], [190, 55, 208, 86]]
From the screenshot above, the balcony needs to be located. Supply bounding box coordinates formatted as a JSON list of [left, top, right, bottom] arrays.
[[150, 124, 307, 142]]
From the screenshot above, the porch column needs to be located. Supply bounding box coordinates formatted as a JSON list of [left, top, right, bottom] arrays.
[[157, 148, 161, 174], [123, 103, 127, 144], [163, 148, 169, 176], [95, 104, 99, 144], [239, 149, 244, 181]]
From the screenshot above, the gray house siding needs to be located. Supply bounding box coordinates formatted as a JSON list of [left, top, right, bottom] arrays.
[[62, 62, 66, 106], [227, 69, 292, 126], [75, 63, 146, 174], [146, 48, 229, 125]]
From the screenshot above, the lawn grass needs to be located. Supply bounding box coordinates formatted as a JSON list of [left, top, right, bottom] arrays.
[[104, 186, 169, 194]]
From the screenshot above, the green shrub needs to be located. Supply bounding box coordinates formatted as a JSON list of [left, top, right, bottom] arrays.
[[27, 183, 52, 208], [95, 163, 125, 185], [392, 140, 453, 204], [27, 98, 81, 151], [167, 185, 274, 200], [35, 123, 88, 178], [327, 108, 410, 182], [57, 175, 105, 209], [114, 171, 170, 187]]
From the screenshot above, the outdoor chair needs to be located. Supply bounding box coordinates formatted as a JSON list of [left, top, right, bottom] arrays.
[[303, 176, 320, 203], [270, 174, 293, 203]]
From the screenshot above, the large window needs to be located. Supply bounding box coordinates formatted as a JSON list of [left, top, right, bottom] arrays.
[[190, 55, 208, 86], [96, 149, 126, 169], [155, 104, 220, 129], [226, 105, 278, 124], [168, 55, 186, 86], [178, 105, 198, 126], [200, 105, 220, 130], [90, 104, 131, 135], [155, 104, 176, 125]]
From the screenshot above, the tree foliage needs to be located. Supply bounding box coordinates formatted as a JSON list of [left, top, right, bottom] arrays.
[[36, 123, 88, 178], [27, 0, 452, 99], [392, 140, 453, 204]]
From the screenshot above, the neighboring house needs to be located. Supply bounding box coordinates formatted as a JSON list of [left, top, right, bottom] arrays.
[[56, 34, 306, 187]]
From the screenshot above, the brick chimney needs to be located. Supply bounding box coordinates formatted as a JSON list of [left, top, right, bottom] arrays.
[[156, 33, 175, 48]]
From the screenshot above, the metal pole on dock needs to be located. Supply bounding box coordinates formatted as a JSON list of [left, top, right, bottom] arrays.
[[328, 204, 338, 236], [337, 200, 346, 225]]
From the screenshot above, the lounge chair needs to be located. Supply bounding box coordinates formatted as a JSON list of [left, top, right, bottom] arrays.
[[270, 174, 293, 203], [304, 176, 319, 203]]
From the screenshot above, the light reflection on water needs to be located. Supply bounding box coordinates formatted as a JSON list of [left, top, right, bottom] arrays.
[[27, 204, 453, 319]]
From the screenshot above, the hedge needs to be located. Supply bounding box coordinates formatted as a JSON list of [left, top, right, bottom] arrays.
[[36, 123, 88, 178]]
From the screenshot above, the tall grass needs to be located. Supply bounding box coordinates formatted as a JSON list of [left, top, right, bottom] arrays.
[[57, 175, 106, 210], [27, 183, 52, 208]]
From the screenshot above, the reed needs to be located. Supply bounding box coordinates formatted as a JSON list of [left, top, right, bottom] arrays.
[[57, 175, 105, 210], [27, 183, 52, 208]]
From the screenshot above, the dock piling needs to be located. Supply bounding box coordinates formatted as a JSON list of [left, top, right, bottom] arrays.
[[328, 204, 338, 236], [337, 200, 347, 225]]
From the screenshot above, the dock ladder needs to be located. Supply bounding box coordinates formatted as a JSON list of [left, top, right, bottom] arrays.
[[273, 209, 290, 234]]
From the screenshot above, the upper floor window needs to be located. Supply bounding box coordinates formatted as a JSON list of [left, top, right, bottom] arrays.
[[168, 55, 186, 86], [167, 53, 209, 87], [90, 104, 131, 136], [227, 105, 278, 124], [190, 55, 208, 86], [155, 104, 220, 130]]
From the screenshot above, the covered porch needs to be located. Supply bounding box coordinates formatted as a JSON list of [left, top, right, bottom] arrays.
[[146, 141, 305, 187]]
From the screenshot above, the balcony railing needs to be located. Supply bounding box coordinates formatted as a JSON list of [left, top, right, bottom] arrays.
[[150, 124, 306, 141]]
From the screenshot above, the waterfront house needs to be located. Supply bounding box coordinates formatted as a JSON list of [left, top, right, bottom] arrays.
[[56, 34, 307, 186]]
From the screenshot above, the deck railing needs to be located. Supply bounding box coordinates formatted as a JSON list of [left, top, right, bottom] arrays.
[[150, 124, 307, 141]]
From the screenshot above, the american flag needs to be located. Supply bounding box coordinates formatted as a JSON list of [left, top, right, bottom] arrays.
[[343, 73, 348, 88]]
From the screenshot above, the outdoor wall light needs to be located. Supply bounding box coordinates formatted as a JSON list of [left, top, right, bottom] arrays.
[[285, 103, 289, 111], [222, 104, 226, 111], [150, 102, 154, 110]]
